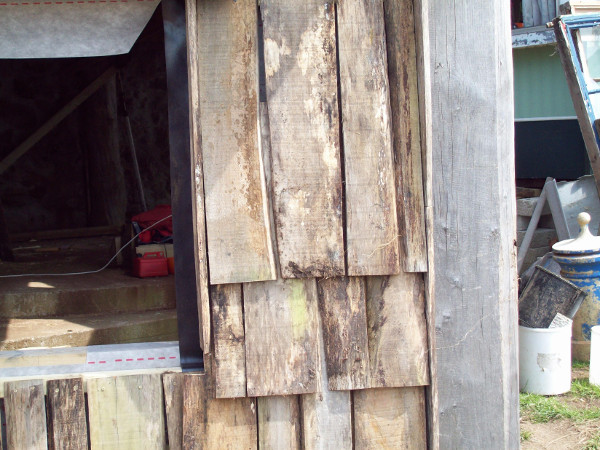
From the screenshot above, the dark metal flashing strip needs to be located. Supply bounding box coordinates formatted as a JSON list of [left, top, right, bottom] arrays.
[[162, 0, 203, 372]]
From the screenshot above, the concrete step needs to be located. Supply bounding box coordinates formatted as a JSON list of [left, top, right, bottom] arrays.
[[0, 309, 178, 351], [0, 269, 175, 319], [517, 228, 558, 248]]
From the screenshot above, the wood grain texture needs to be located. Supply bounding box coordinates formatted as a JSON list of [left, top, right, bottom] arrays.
[[182, 373, 257, 449], [244, 278, 320, 396], [258, 396, 301, 449], [366, 273, 429, 388], [4, 380, 47, 450], [338, 0, 400, 276], [87, 374, 166, 449], [162, 372, 183, 450], [412, 0, 438, 445], [198, 0, 276, 284], [353, 387, 427, 449], [384, 0, 428, 273], [47, 378, 87, 450], [300, 304, 353, 450], [186, 0, 211, 352], [261, 0, 345, 278], [211, 284, 247, 398], [429, 0, 519, 447], [317, 277, 368, 390]]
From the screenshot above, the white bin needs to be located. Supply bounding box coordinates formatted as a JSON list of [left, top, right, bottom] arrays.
[[590, 326, 600, 386], [519, 324, 572, 395]]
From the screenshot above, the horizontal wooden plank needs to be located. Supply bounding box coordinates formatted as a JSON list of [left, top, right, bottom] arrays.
[[262, 0, 345, 278]]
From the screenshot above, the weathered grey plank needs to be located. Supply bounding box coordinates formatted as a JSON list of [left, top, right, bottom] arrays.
[[353, 387, 427, 449], [429, 0, 519, 447], [162, 372, 183, 450], [258, 396, 301, 449], [211, 284, 247, 398], [47, 378, 88, 450], [317, 277, 369, 390], [366, 273, 429, 388], [4, 380, 47, 450], [186, 0, 211, 352], [338, 0, 400, 276], [384, 0, 428, 273], [300, 304, 353, 450], [87, 374, 166, 449], [198, 0, 276, 284], [244, 278, 320, 396], [182, 373, 257, 449], [261, 0, 345, 278]]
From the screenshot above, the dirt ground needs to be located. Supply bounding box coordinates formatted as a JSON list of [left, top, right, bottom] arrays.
[[521, 367, 600, 449]]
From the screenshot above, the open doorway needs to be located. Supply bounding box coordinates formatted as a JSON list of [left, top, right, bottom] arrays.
[[0, 7, 178, 352]]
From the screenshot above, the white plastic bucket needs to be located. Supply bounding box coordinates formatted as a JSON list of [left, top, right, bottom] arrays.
[[519, 324, 572, 395], [590, 326, 600, 386]]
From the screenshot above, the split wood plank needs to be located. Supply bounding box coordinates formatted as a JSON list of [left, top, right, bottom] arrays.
[[162, 372, 183, 450], [47, 378, 88, 450], [338, 0, 400, 276], [87, 374, 166, 449], [258, 396, 301, 449], [198, 0, 276, 284], [300, 302, 353, 450], [384, 0, 428, 273], [366, 273, 429, 388], [261, 0, 345, 278], [353, 386, 427, 449], [211, 284, 247, 398], [317, 277, 368, 390], [244, 278, 320, 396], [182, 373, 257, 449], [185, 0, 211, 351], [4, 380, 47, 450]]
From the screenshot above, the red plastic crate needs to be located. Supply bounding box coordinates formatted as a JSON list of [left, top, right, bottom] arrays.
[[133, 251, 169, 278]]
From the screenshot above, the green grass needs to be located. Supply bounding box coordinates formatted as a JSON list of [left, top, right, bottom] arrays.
[[573, 360, 591, 370], [570, 378, 600, 400], [520, 430, 532, 442], [520, 392, 600, 423], [584, 434, 600, 450]]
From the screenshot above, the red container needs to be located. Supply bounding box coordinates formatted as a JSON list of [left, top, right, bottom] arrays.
[[133, 251, 169, 278]]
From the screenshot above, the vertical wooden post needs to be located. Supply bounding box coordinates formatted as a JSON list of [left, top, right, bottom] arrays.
[[427, 1, 519, 448]]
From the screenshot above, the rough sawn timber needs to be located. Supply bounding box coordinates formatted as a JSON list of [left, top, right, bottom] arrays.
[[4, 379, 48, 450], [47, 378, 88, 450], [257, 396, 302, 449], [261, 0, 345, 278], [317, 277, 369, 390], [338, 0, 401, 276], [428, 0, 519, 447], [210, 284, 247, 398], [243, 278, 320, 396], [185, 0, 211, 352], [384, 0, 428, 273], [198, 0, 276, 284]]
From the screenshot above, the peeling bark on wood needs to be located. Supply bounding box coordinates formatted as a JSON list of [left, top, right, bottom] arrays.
[[261, 0, 345, 278], [338, 0, 400, 276]]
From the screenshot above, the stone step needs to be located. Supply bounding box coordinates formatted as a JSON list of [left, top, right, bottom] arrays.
[[517, 197, 551, 217], [0, 269, 175, 319], [0, 309, 178, 351], [517, 228, 558, 248]]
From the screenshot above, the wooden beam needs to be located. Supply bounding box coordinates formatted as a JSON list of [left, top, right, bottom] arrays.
[[0, 67, 116, 175], [261, 0, 345, 278], [428, 0, 519, 447]]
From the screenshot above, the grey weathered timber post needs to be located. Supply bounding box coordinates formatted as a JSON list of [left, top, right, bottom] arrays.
[[428, 1, 520, 448]]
